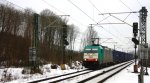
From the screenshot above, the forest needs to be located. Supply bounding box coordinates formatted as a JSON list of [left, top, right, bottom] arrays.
[[0, 3, 89, 67]]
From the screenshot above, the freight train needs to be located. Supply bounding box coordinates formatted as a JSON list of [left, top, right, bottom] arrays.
[[82, 44, 133, 68]]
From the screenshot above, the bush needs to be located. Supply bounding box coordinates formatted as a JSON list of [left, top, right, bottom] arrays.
[[51, 64, 58, 69]]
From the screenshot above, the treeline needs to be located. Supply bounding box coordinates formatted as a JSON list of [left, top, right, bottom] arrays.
[[0, 3, 82, 67]]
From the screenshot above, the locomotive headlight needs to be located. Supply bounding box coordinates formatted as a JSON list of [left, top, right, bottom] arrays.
[[95, 59, 97, 61]]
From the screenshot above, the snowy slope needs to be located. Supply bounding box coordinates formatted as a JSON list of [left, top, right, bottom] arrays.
[[105, 64, 150, 83]]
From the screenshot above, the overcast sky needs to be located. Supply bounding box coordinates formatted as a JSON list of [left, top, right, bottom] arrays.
[[1, 0, 150, 51]]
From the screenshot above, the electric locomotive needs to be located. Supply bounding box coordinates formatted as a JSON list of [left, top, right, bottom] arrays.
[[83, 44, 103, 68], [82, 43, 133, 68], [83, 44, 113, 68]]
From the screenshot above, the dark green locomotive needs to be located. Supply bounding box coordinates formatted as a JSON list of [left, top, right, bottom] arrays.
[[83, 44, 133, 68], [83, 45, 113, 68]]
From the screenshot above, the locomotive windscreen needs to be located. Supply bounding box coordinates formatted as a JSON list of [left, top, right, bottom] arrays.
[[84, 48, 98, 53]]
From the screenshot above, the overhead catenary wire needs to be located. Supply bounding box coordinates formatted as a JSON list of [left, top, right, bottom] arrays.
[[109, 14, 133, 27], [136, 0, 150, 10], [87, 0, 102, 14], [89, 25, 110, 38], [119, 0, 139, 18], [68, 0, 112, 38], [123, 13, 131, 21], [98, 11, 138, 38], [88, 0, 125, 40], [97, 15, 111, 23], [120, 0, 134, 12], [68, 0, 123, 40], [136, 0, 142, 7], [41, 0, 87, 28], [91, 24, 125, 46], [87, 0, 128, 44], [87, 0, 118, 37], [70, 17, 87, 27], [41, 0, 65, 14], [98, 11, 138, 15], [2, 0, 25, 11], [68, 0, 97, 23], [88, 0, 115, 27], [87, 0, 127, 39], [87, 0, 110, 23]]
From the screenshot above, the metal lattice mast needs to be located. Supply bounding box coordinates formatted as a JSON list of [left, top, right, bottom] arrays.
[[29, 13, 40, 73], [139, 7, 148, 83], [139, 7, 147, 48]]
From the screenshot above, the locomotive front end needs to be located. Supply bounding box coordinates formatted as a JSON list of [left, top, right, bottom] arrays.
[[83, 45, 103, 68]]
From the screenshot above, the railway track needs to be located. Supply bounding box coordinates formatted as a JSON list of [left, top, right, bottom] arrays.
[[79, 61, 133, 83], [28, 69, 92, 83], [28, 60, 133, 83]]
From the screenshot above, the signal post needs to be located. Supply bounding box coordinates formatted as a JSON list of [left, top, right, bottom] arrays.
[[132, 22, 139, 73]]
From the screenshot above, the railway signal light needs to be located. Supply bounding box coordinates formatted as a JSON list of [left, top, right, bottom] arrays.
[[133, 22, 138, 37], [62, 25, 69, 46], [63, 27, 67, 38], [132, 38, 139, 45]]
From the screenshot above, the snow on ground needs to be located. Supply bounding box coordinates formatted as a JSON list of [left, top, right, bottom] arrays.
[[0, 61, 150, 83], [0, 61, 84, 83], [105, 64, 150, 83]]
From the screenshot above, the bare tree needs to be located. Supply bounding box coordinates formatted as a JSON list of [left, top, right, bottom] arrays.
[[81, 26, 98, 50], [66, 24, 79, 65], [67, 24, 79, 50]]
